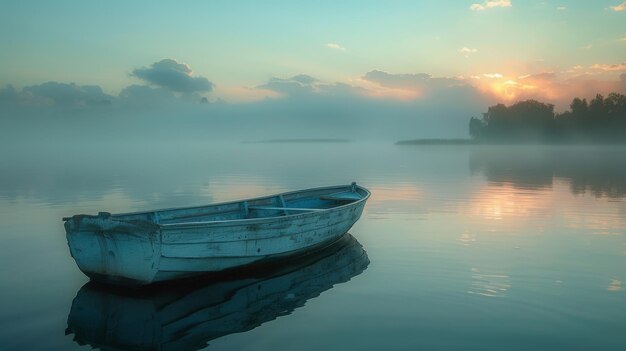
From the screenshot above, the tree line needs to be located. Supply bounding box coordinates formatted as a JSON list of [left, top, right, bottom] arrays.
[[469, 93, 626, 142]]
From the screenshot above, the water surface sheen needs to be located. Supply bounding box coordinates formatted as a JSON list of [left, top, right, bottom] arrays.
[[0, 142, 625, 350]]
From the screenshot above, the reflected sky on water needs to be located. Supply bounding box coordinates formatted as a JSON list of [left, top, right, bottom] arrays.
[[0, 142, 625, 350]]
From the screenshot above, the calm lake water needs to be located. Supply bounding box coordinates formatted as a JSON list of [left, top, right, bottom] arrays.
[[0, 142, 625, 350]]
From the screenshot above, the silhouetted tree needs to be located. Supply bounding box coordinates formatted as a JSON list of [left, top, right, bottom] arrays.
[[470, 100, 554, 141], [469, 117, 484, 139], [571, 97, 588, 117], [470, 93, 626, 143]]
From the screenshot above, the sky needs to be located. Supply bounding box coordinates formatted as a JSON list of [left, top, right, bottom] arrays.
[[1, 0, 625, 139]]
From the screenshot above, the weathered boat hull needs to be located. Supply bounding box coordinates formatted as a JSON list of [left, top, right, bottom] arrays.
[[66, 234, 369, 350], [64, 184, 369, 286]]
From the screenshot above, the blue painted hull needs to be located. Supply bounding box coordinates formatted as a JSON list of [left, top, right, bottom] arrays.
[[64, 183, 370, 286]]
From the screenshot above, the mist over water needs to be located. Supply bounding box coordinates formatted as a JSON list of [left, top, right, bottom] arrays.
[[0, 94, 480, 145], [0, 139, 625, 350]]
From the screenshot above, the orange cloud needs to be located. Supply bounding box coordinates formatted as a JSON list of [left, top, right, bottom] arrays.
[[590, 62, 626, 72], [244, 65, 625, 110], [609, 1, 626, 11], [469, 71, 624, 109], [356, 77, 421, 100], [483, 73, 503, 78], [360, 70, 470, 100]]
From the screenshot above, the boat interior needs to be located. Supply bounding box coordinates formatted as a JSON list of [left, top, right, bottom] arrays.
[[109, 184, 369, 224]]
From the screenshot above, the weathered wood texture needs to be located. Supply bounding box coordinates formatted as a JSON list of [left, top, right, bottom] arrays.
[[64, 183, 370, 286]]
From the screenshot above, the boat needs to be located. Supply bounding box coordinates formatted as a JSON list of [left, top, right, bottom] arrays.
[[65, 234, 369, 351], [63, 182, 370, 286]]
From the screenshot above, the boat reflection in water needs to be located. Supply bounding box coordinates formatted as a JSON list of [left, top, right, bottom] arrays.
[[65, 233, 369, 350]]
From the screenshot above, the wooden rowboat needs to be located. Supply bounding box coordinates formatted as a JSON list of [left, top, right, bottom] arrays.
[[63, 182, 370, 286], [65, 234, 369, 350]]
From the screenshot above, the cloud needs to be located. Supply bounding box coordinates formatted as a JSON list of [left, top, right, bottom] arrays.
[[21, 82, 114, 107], [459, 47, 478, 54], [326, 43, 346, 51], [459, 47, 478, 57], [290, 74, 319, 85], [519, 72, 557, 81], [1, 81, 212, 109], [251, 71, 480, 103], [1, 59, 215, 108], [4, 68, 625, 142], [131, 59, 214, 93], [590, 62, 626, 71], [361, 70, 471, 92], [255, 74, 367, 100], [316, 82, 367, 96], [3, 56, 625, 141], [362, 70, 432, 88], [470, 0, 512, 11], [0, 85, 21, 103], [556, 6, 567, 11], [470, 70, 625, 109], [248, 71, 491, 139], [256, 75, 316, 97], [609, 1, 626, 11], [483, 73, 503, 78], [361, 70, 487, 104]]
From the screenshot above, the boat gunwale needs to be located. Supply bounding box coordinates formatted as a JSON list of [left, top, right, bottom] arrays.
[[159, 185, 370, 228], [160, 203, 364, 230], [65, 184, 370, 228]]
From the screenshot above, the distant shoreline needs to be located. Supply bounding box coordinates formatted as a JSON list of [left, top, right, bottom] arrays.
[[242, 138, 351, 144], [395, 139, 626, 146], [396, 139, 476, 145]]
